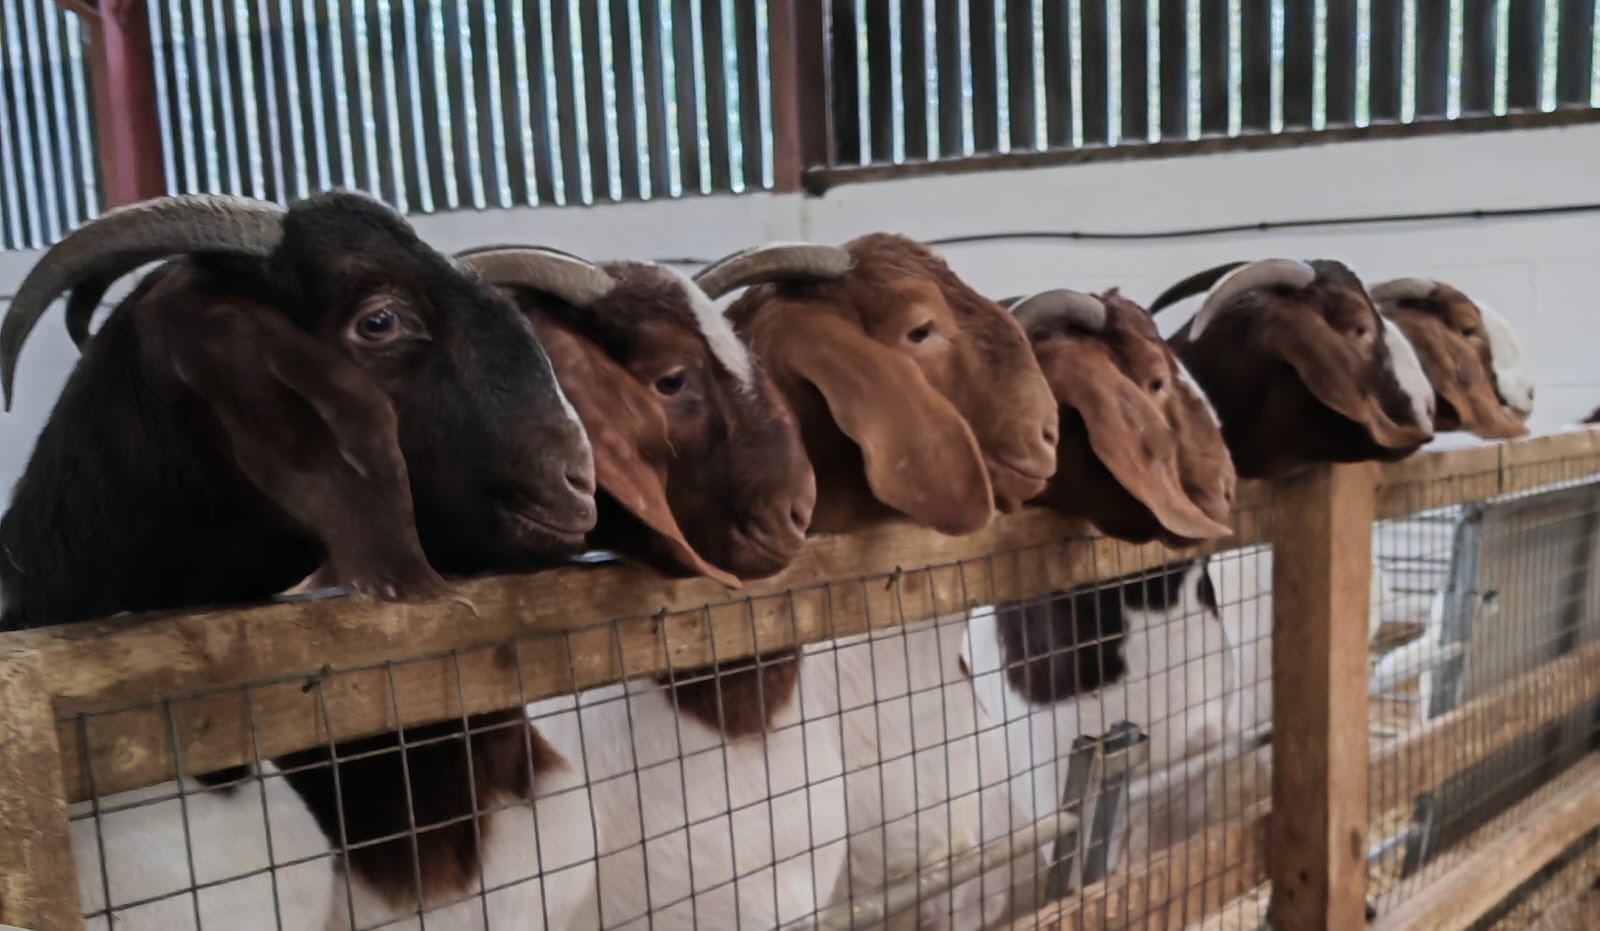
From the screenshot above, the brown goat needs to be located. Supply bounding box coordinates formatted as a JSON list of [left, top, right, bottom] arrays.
[[1150, 258, 1437, 480], [1370, 278, 1531, 440], [728, 232, 1059, 535], [1008, 287, 1236, 547]]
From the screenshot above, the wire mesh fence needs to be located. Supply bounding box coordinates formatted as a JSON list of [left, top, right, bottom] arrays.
[[9, 434, 1600, 931]]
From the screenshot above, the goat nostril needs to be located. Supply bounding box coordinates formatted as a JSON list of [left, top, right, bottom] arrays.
[[565, 468, 597, 498], [789, 505, 810, 534], [1041, 424, 1059, 447]]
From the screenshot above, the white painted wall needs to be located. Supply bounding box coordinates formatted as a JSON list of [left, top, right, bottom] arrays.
[[4, 121, 1598, 501]]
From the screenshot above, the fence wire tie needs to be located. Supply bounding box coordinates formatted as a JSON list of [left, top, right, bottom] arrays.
[[650, 606, 668, 631], [301, 664, 333, 694], [884, 566, 904, 590]]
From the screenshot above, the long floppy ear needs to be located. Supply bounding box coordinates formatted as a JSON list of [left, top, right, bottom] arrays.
[[134, 294, 452, 603], [531, 319, 740, 588], [750, 305, 993, 535], [1258, 311, 1431, 450], [1040, 343, 1233, 542], [1391, 312, 1529, 440]]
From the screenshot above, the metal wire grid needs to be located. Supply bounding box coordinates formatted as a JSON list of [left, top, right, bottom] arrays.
[[61, 515, 1284, 931], [1366, 453, 1600, 922]]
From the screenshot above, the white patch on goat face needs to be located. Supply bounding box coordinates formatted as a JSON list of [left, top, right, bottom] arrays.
[[1472, 300, 1535, 417], [1172, 357, 1221, 427], [1381, 315, 1436, 429], [659, 265, 756, 390]]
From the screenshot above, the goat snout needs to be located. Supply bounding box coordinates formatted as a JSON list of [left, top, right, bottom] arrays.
[[986, 435, 1057, 512]]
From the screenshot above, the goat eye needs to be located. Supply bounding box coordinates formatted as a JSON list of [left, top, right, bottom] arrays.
[[907, 323, 934, 344], [1352, 325, 1370, 340], [654, 371, 688, 396], [1461, 326, 1478, 338], [355, 308, 400, 342], [1149, 377, 1166, 394]]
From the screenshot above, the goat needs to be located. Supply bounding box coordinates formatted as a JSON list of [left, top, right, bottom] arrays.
[[1149, 259, 1437, 480], [456, 242, 855, 931], [728, 233, 1060, 931], [1369, 278, 1533, 438], [0, 191, 605, 931], [960, 287, 1245, 885]]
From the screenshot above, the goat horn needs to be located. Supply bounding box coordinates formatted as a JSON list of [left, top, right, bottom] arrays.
[[1369, 277, 1438, 308], [3, 193, 287, 411], [454, 245, 617, 308], [1149, 261, 1249, 314], [1189, 258, 1318, 339], [1009, 289, 1108, 332], [691, 243, 854, 300]]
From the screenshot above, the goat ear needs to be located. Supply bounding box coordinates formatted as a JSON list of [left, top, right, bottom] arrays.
[[1042, 344, 1233, 542], [135, 295, 452, 603], [533, 321, 740, 588], [1258, 313, 1431, 450], [1393, 313, 1529, 440], [752, 304, 994, 535]]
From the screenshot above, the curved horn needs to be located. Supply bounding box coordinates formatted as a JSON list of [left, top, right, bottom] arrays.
[[1369, 277, 1438, 308], [1009, 289, 1108, 333], [692, 243, 854, 300], [1189, 259, 1318, 338], [1149, 260, 1249, 314], [453, 245, 617, 308], [3, 194, 288, 411]]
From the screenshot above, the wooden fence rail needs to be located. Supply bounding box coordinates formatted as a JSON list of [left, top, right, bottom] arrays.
[[5, 429, 1600, 931]]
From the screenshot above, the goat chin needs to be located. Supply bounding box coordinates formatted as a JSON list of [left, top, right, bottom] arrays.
[[526, 676, 850, 931], [73, 763, 333, 931], [807, 618, 1038, 931]]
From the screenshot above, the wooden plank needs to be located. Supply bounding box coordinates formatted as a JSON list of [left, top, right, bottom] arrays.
[[1556, 0, 1597, 107], [1120, 0, 1149, 141], [550, 0, 586, 202], [1373, 754, 1600, 931], [1042, 0, 1072, 147], [970, 0, 1000, 151], [934, 0, 964, 156], [610, 0, 642, 200], [1199, 0, 1231, 134], [672, 0, 704, 189], [1267, 463, 1374, 931], [733, 0, 765, 187], [1080, 0, 1110, 144], [828, 0, 861, 164], [521, 0, 559, 205], [1462, 0, 1500, 115], [1158, 0, 1187, 139], [900, 0, 928, 158], [767, 0, 828, 188], [1326, 0, 1359, 125], [1006, 0, 1036, 150], [1282, 0, 1315, 128], [578, 0, 614, 198], [82, 0, 165, 206], [1507, 0, 1546, 111], [0, 650, 80, 931], [639, 0, 673, 197], [866, 0, 893, 161], [1371, 0, 1406, 122], [1240, 0, 1272, 131], [1415, 0, 1452, 119], [699, 0, 732, 188]]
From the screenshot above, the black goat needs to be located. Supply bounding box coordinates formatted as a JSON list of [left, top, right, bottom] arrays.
[[1, 191, 610, 630]]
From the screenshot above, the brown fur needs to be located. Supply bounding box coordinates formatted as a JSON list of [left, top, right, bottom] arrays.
[[1158, 259, 1435, 480], [1023, 289, 1236, 546], [728, 233, 1059, 535], [281, 710, 566, 905], [1381, 283, 1529, 440], [656, 651, 803, 738]]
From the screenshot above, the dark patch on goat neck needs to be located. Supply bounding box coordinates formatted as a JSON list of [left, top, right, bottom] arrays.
[[276, 709, 564, 905], [658, 649, 802, 737], [996, 562, 1213, 705]]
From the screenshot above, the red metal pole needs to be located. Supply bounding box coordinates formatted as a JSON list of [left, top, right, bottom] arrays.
[[767, 0, 829, 193], [72, 0, 166, 207]]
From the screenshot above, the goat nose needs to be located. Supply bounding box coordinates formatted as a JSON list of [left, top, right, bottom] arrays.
[[565, 465, 597, 499], [1041, 422, 1059, 448], [788, 503, 810, 535]]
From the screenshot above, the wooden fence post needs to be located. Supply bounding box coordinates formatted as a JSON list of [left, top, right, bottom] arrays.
[[768, 0, 830, 192], [68, 0, 166, 206], [0, 649, 81, 931], [1268, 462, 1376, 931]]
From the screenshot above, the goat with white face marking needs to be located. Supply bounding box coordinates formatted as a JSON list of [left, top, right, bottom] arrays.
[[1369, 278, 1533, 438], [458, 243, 855, 931], [1150, 259, 1437, 480], [0, 193, 604, 931], [728, 235, 1061, 931]]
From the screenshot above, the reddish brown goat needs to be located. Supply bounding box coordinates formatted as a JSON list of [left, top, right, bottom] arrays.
[[728, 232, 1060, 535], [1006, 287, 1236, 547], [1370, 278, 1531, 440], [1150, 258, 1437, 480]]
